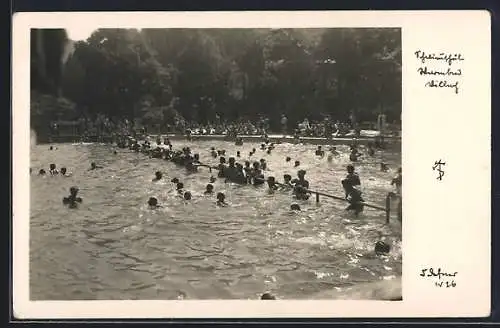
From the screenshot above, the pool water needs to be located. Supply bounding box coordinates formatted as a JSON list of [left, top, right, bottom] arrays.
[[30, 139, 402, 300]]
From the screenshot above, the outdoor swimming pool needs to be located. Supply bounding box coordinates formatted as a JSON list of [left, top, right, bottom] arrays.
[[30, 139, 402, 300]]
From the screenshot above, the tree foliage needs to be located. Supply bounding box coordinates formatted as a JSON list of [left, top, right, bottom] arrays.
[[33, 28, 401, 131]]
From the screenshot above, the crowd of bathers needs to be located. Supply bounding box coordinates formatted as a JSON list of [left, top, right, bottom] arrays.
[[34, 134, 402, 217], [32, 135, 402, 300]]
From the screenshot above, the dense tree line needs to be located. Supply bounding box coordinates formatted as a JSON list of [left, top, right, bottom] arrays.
[[31, 28, 401, 133]]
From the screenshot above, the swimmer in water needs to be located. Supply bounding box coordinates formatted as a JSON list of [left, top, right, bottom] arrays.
[[375, 240, 391, 254], [251, 162, 265, 186], [281, 174, 293, 190], [49, 163, 59, 175], [260, 143, 266, 150], [63, 186, 82, 209], [380, 162, 389, 172], [329, 146, 339, 156], [176, 182, 184, 194], [260, 159, 267, 170], [183, 191, 192, 200], [367, 143, 375, 157], [327, 146, 339, 162], [147, 197, 160, 208], [236, 151, 241, 158], [294, 160, 300, 167], [391, 167, 402, 195], [171, 177, 179, 184], [315, 146, 324, 157], [349, 148, 361, 162], [261, 292, 276, 300], [267, 176, 279, 193], [216, 192, 227, 206], [113, 150, 118, 155], [38, 169, 46, 175], [286, 156, 291, 162], [60, 167, 72, 177], [290, 203, 301, 211], [209, 176, 217, 183], [89, 162, 103, 170], [266, 149, 271, 155], [204, 184, 214, 194], [152, 171, 163, 182]]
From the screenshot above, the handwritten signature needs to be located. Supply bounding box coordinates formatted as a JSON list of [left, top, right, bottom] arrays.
[[420, 268, 458, 288]]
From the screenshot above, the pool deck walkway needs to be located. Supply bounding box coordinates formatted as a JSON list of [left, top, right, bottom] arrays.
[[44, 133, 401, 146]]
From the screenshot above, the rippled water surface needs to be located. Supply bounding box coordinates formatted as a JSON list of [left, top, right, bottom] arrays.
[[30, 139, 402, 300]]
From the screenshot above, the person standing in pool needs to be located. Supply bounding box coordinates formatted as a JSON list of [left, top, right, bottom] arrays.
[[315, 146, 325, 157], [342, 179, 364, 217], [49, 164, 59, 175], [343, 164, 361, 198], [217, 157, 227, 178], [292, 170, 310, 200]]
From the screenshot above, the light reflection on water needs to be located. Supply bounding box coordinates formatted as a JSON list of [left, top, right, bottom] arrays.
[[30, 140, 401, 300]]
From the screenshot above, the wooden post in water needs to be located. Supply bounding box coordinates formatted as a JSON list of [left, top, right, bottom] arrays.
[[316, 192, 320, 203], [385, 193, 391, 224]]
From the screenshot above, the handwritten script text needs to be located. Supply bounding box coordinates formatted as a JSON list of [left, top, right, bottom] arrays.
[[415, 50, 464, 94]]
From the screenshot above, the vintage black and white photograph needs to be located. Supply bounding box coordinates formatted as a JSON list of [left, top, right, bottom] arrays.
[[28, 26, 402, 301]]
